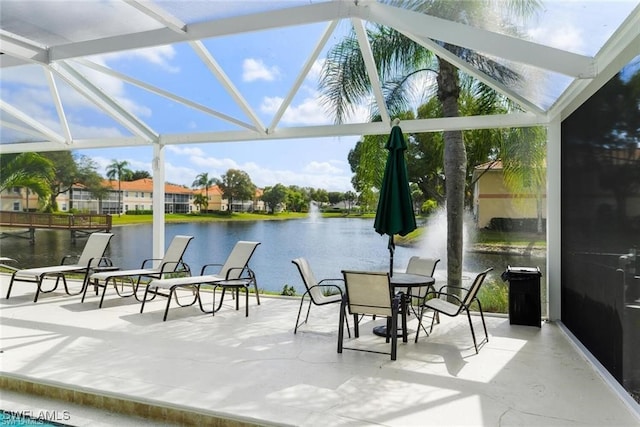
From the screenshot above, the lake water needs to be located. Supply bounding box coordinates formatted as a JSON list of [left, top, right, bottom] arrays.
[[0, 217, 546, 297]]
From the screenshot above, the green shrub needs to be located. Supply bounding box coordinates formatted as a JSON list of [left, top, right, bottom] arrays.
[[478, 279, 508, 313], [281, 284, 296, 296], [421, 199, 438, 215]]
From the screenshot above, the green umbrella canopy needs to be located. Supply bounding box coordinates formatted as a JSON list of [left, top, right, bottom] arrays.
[[374, 125, 417, 237], [374, 124, 417, 274]]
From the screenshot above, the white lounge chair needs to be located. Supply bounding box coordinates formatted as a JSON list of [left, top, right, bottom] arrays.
[[141, 241, 261, 321], [83, 235, 193, 308], [6, 232, 114, 302]]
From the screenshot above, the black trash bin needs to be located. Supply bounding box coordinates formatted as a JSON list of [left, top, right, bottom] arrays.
[[501, 266, 541, 327]]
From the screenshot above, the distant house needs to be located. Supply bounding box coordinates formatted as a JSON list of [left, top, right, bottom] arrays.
[[193, 185, 226, 212], [65, 179, 194, 214], [2, 179, 266, 215], [472, 161, 546, 230]]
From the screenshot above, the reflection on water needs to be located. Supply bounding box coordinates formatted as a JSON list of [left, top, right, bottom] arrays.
[[0, 218, 545, 302]]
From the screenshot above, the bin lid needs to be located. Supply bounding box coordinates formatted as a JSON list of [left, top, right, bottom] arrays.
[[501, 266, 541, 281], [506, 266, 540, 274]]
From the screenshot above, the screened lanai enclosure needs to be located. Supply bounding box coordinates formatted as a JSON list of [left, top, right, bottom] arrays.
[[1, 0, 639, 409]]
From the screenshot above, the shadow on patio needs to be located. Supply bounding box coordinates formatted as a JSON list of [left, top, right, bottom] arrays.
[[0, 274, 637, 426]]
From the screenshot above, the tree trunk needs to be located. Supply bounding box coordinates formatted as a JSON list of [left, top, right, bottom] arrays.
[[437, 57, 465, 292]]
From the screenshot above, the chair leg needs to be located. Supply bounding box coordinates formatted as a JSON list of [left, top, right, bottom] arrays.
[[466, 309, 478, 353], [81, 278, 92, 302], [244, 286, 249, 317], [352, 313, 360, 338], [140, 285, 152, 313], [401, 298, 408, 343], [6, 273, 17, 299], [337, 299, 346, 354], [294, 294, 308, 334], [162, 288, 173, 321], [344, 312, 351, 338], [99, 278, 111, 308], [34, 275, 45, 303], [414, 304, 431, 343], [414, 305, 425, 343], [390, 298, 399, 361], [477, 300, 489, 346], [252, 278, 261, 305]]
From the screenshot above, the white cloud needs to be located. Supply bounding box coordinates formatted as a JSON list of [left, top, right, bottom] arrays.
[[96, 45, 180, 73], [303, 160, 343, 175], [162, 146, 353, 192], [242, 58, 280, 82], [528, 24, 584, 54], [260, 95, 331, 126], [166, 145, 206, 157], [308, 59, 324, 82]]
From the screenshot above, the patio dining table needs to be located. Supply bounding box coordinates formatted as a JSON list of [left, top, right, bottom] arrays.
[[372, 272, 435, 340]]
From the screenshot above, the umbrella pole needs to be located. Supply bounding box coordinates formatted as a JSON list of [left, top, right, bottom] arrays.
[[388, 235, 395, 277]]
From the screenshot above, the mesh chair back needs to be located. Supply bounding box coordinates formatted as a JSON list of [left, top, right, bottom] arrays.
[[76, 233, 114, 267], [219, 241, 260, 279], [158, 235, 193, 271], [462, 268, 492, 306], [292, 258, 328, 303], [342, 271, 392, 317], [406, 257, 439, 298]]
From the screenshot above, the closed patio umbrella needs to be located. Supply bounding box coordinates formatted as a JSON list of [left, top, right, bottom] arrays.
[[374, 122, 417, 276]]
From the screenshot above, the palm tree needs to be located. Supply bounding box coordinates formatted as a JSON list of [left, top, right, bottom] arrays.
[[193, 193, 209, 212], [0, 153, 54, 210], [105, 159, 132, 216], [192, 172, 215, 212], [319, 0, 539, 290]]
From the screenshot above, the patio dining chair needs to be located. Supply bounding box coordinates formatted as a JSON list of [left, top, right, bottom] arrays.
[[83, 235, 193, 308], [6, 232, 114, 302], [415, 267, 493, 353], [339, 270, 401, 361], [404, 257, 440, 334], [292, 258, 349, 336], [141, 241, 261, 320]]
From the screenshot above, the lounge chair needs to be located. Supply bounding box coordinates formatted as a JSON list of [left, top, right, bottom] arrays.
[[291, 257, 349, 336], [0, 257, 19, 272], [415, 268, 493, 352], [83, 235, 193, 308], [6, 232, 114, 302], [339, 270, 401, 361], [141, 241, 261, 321]]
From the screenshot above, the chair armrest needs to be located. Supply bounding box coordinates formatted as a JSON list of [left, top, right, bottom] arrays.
[[87, 257, 113, 268], [201, 263, 223, 275], [318, 278, 344, 285], [308, 283, 343, 296], [424, 291, 464, 306], [436, 284, 468, 293], [141, 258, 162, 269], [159, 260, 191, 276], [60, 254, 80, 265]]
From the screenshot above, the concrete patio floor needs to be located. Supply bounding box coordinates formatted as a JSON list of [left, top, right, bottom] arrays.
[[1, 273, 638, 426]]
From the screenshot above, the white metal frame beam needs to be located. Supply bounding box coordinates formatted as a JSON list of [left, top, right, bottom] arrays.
[[351, 17, 391, 124], [189, 40, 266, 135], [268, 19, 339, 132], [123, 0, 187, 34], [365, 2, 597, 79], [0, 99, 66, 144], [42, 2, 354, 64], [0, 30, 49, 65], [50, 61, 159, 143], [72, 58, 255, 131]]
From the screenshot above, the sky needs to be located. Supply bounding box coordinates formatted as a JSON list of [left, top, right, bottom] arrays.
[[1, 0, 638, 193]]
